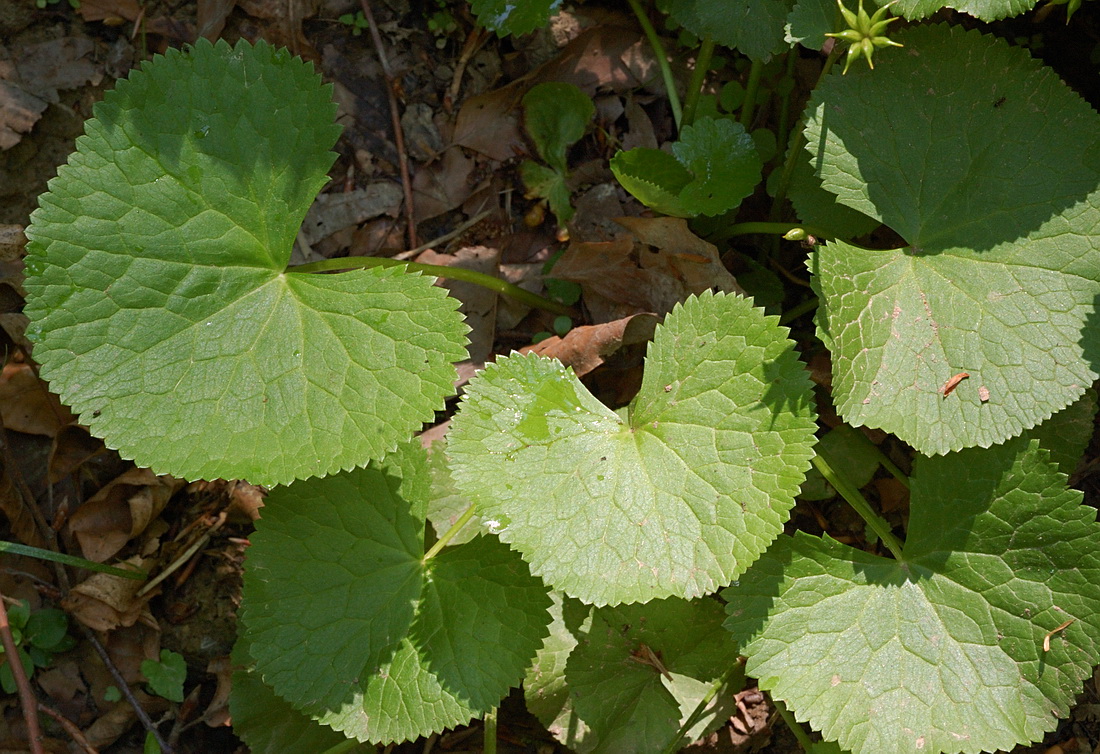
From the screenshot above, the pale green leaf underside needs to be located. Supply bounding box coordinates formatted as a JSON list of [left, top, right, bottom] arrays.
[[891, 0, 1037, 21], [807, 25, 1100, 455], [567, 598, 740, 753], [448, 292, 817, 606], [241, 443, 551, 744], [725, 439, 1100, 754], [23, 39, 467, 485]]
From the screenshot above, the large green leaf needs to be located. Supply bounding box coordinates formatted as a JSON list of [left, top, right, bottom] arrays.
[[448, 292, 817, 605], [239, 443, 551, 744], [23, 39, 467, 486], [806, 25, 1100, 455], [666, 0, 794, 61], [567, 598, 741, 753], [725, 439, 1100, 754], [892, 0, 1037, 20]]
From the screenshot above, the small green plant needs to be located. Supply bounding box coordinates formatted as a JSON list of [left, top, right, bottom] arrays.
[[0, 601, 75, 693], [141, 649, 187, 702], [337, 11, 368, 35], [19, 2, 1100, 752], [519, 81, 595, 230]]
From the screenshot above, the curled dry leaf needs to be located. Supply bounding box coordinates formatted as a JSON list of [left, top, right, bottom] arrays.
[[524, 312, 658, 377], [0, 361, 74, 437], [68, 467, 183, 562], [63, 556, 156, 631]]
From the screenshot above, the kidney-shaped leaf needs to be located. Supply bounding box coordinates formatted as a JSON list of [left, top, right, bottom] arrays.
[[724, 438, 1100, 754], [23, 39, 467, 486], [806, 25, 1100, 455], [666, 0, 794, 61], [448, 291, 817, 606], [240, 442, 551, 744], [612, 117, 762, 218]]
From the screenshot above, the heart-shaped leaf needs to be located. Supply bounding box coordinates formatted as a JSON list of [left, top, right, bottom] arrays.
[[23, 39, 468, 485], [448, 291, 817, 605]]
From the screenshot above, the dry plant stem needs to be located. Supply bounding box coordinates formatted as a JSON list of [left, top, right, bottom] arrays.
[[447, 27, 491, 108], [360, 0, 417, 249], [0, 586, 44, 754], [393, 208, 494, 260], [38, 702, 98, 754], [812, 454, 905, 561], [78, 623, 174, 754], [626, 0, 683, 129]]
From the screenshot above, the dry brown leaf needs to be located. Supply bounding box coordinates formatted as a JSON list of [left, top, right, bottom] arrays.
[[453, 82, 525, 162], [236, 0, 320, 59], [298, 184, 404, 246], [48, 425, 104, 484], [524, 313, 657, 377], [83, 689, 168, 750], [0, 224, 26, 264], [0, 469, 44, 547], [413, 147, 478, 223], [615, 216, 745, 297], [203, 655, 234, 728], [553, 236, 682, 321], [0, 362, 73, 437], [197, 0, 238, 40], [63, 556, 155, 631], [76, 0, 142, 23], [227, 480, 265, 522], [0, 37, 103, 150], [68, 468, 182, 562], [417, 246, 500, 364]]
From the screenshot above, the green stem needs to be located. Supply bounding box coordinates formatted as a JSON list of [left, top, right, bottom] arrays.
[[423, 505, 476, 562], [317, 740, 361, 754], [739, 59, 763, 128], [849, 431, 911, 491], [287, 256, 577, 318], [681, 35, 715, 128], [0, 541, 147, 580], [626, 0, 682, 129], [775, 52, 797, 167], [769, 48, 842, 223], [777, 296, 819, 326], [772, 697, 817, 752], [483, 706, 498, 754], [812, 453, 905, 561]]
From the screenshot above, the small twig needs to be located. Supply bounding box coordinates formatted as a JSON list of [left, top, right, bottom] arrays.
[[38, 702, 98, 754], [360, 0, 417, 249], [0, 586, 44, 754], [393, 209, 493, 260], [78, 623, 173, 754], [446, 27, 491, 109]]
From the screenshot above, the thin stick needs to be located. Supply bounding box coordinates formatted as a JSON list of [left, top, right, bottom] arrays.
[[446, 27, 491, 109], [360, 0, 417, 249], [78, 623, 173, 754], [393, 209, 493, 260], [38, 702, 98, 754], [0, 587, 44, 754]]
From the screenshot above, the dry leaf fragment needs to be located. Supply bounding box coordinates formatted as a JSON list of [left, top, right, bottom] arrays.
[[524, 313, 658, 377], [68, 468, 182, 562], [941, 372, 969, 397], [979, 385, 990, 402]]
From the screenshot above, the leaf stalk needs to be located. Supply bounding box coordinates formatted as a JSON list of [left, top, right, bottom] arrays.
[[811, 453, 905, 560], [626, 0, 683, 129], [423, 505, 476, 562]]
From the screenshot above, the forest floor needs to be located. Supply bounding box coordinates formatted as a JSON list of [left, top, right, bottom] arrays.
[[1, 0, 1100, 752]]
